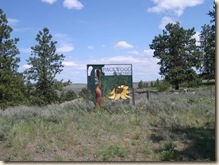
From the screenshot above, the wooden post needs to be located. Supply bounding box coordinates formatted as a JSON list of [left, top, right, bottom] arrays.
[[146, 91, 150, 103], [146, 91, 150, 104], [132, 88, 135, 105]]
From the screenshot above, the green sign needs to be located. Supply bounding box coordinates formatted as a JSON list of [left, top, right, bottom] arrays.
[[87, 64, 135, 105]]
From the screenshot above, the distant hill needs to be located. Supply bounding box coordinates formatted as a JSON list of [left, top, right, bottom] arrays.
[[63, 83, 86, 95], [64, 81, 156, 94]]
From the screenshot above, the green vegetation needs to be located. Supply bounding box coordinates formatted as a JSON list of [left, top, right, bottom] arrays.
[[199, 2, 215, 80], [0, 9, 29, 109], [24, 28, 65, 106], [0, 86, 215, 161], [149, 22, 202, 90]]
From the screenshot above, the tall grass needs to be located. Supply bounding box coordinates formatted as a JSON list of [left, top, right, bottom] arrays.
[[0, 87, 215, 161]]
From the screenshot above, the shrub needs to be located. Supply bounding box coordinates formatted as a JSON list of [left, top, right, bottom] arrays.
[[160, 142, 180, 161], [60, 90, 77, 102], [79, 87, 93, 100], [97, 145, 127, 161], [156, 80, 171, 92]]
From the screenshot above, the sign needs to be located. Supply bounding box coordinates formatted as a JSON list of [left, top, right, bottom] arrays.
[[87, 64, 135, 106], [102, 65, 132, 76]]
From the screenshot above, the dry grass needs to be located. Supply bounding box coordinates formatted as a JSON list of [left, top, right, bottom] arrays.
[[0, 86, 215, 161]]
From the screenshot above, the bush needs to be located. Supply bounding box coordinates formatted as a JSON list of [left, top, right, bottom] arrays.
[[79, 87, 93, 100], [156, 80, 171, 92], [60, 90, 77, 102]]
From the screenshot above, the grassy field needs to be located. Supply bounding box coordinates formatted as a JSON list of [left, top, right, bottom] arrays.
[[0, 85, 215, 161]]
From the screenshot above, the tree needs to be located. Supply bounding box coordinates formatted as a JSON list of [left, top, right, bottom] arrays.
[[144, 82, 149, 88], [138, 80, 144, 89], [24, 28, 65, 105], [199, 2, 215, 80], [156, 80, 170, 92], [60, 90, 77, 102], [154, 78, 160, 87], [0, 8, 28, 109], [149, 22, 202, 90]]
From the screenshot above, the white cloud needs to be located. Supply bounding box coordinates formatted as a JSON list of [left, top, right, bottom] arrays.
[[63, 0, 84, 10], [22, 64, 31, 69], [127, 49, 154, 56], [41, 0, 57, 4], [192, 31, 201, 46], [143, 49, 155, 56], [57, 43, 74, 53], [159, 16, 177, 29], [148, 0, 204, 16], [87, 45, 95, 50], [115, 41, 134, 49], [62, 61, 76, 67], [7, 18, 19, 26], [127, 50, 141, 55]]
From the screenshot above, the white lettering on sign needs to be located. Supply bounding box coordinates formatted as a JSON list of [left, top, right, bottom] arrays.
[[102, 65, 132, 76]]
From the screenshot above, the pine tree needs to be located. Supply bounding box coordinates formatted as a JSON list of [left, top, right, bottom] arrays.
[[200, 2, 215, 80], [0, 8, 28, 109], [149, 22, 201, 90], [24, 28, 65, 105], [138, 80, 144, 89]]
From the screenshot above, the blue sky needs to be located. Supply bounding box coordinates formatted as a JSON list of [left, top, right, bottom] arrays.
[[0, 0, 214, 83]]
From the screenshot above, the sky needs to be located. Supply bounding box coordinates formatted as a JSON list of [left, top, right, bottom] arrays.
[[0, 0, 214, 83]]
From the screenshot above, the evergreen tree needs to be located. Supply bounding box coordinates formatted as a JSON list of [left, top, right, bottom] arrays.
[[144, 82, 149, 88], [0, 8, 28, 109], [155, 78, 160, 87], [149, 22, 201, 90], [24, 28, 65, 105], [199, 2, 215, 80], [138, 80, 144, 89], [150, 81, 154, 87]]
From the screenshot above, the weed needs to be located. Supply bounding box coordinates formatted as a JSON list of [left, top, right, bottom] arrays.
[[97, 145, 127, 161], [130, 114, 142, 126], [160, 142, 180, 161]]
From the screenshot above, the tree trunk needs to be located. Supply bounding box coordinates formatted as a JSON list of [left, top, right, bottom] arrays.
[[175, 83, 179, 90]]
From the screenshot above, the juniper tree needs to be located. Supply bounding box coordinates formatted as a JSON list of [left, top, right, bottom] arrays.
[[0, 8, 28, 109], [149, 22, 202, 90], [24, 28, 65, 105]]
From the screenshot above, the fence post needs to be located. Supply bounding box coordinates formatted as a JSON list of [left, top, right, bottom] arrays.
[[132, 88, 135, 105], [146, 91, 150, 103]]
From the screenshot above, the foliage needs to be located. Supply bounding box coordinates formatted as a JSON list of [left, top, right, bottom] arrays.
[[60, 90, 77, 102], [156, 80, 171, 92], [199, 2, 215, 80], [24, 28, 65, 106], [79, 87, 93, 100], [138, 80, 144, 89], [149, 22, 202, 90], [159, 142, 180, 161], [0, 8, 29, 109]]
